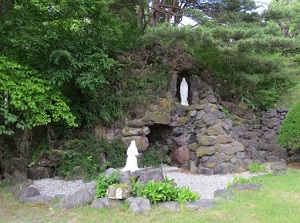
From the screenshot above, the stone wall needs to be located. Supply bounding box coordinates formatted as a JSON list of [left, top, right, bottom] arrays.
[[118, 74, 289, 175], [230, 107, 288, 163], [120, 103, 288, 175]]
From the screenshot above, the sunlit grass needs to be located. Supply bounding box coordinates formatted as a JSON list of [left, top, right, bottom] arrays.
[[277, 80, 300, 108], [1, 169, 300, 223]]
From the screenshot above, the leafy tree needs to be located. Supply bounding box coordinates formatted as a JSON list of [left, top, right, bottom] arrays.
[[0, 0, 141, 129], [184, 0, 260, 25], [0, 56, 77, 135]]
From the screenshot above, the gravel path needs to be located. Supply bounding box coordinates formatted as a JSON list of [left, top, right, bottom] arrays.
[[33, 166, 261, 199], [161, 165, 260, 199]]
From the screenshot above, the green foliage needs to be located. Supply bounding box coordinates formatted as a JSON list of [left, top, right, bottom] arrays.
[[56, 135, 126, 179], [29, 141, 50, 167], [0, 0, 143, 128], [265, 0, 300, 37], [248, 163, 268, 173], [131, 177, 199, 204], [140, 144, 171, 167], [141, 179, 177, 204], [0, 56, 77, 135], [227, 176, 251, 189], [95, 171, 120, 198], [142, 13, 300, 109], [221, 107, 241, 126], [277, 82, 300, 109], [278, 101, 300, 150], [176, 187, 199, 204], [227, 175, 260, 189], [98, 138, 127, 169]]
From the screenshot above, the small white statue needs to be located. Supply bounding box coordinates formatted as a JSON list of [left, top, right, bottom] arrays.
[[180, 77, 189, 106], [122, 140, 139, 172]]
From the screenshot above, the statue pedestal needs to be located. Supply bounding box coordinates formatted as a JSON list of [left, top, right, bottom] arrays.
[[107, 185, 130, 200]]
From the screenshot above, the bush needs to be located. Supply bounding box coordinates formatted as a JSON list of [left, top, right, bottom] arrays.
[[95, 171, 120, 198], [56, 135, 126, 180], [131, 177, 199, 204], [56, 135, 104, 179], [278, 102, 300, 150], [140, 145, 171, 168]]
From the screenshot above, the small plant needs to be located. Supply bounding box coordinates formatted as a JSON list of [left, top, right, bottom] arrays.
[[176, 187, 199, 203], [141, 179, 178, 204], [227, 175, 252, 189], [248, 163, 268, 173], [95, 171, 120, 198], [130, 177, 199, 204], [130, 177, 143, 197], [221, 107, 241, 126]]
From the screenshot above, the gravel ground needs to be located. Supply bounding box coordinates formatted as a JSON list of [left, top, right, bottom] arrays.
[[33, 179, 95, 198], [33, 166, 261, 199], [161, 165, 260, 199]]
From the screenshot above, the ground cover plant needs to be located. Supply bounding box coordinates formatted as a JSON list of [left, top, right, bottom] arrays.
[[248, 163, 268, 173], [1, 169, 300, 223], [131, 177, 199, 204], [226, 175, 260, 189]]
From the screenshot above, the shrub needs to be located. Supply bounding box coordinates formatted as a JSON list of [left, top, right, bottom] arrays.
[[56, 135, 104, 179], [98, 138, 127, 169], [95, 171, 120, 198], [131, 177, 199, 204], [248, 163, 268, 173], [278, 102, 300, 150], [176, 187, 199, 203], [56, 135, 126, 180], [140, 145, 171, 167]]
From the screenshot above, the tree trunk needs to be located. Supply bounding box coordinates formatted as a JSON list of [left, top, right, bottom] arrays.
[[149, 0, 160, 27], [138, 3, 145, 29]]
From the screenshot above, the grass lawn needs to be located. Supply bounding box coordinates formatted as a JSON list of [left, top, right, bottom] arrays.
[[1, 169, 300, 223]]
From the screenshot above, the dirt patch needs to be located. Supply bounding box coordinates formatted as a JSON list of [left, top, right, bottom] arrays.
[[287, 160, 300, 170]]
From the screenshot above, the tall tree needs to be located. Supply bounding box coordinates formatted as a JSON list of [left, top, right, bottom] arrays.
[[0, 0, 140, 134], [264, 0, 300, 38]]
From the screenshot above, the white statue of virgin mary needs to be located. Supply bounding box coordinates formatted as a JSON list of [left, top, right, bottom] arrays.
[[122, 140, 139, 172], [180, 77, 189, 106]]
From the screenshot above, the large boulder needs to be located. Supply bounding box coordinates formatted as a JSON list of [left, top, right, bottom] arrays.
[[2, 157, 28, 183], [171, 146, 189, 167], [59, 181, 96, 209], [125, 197, 152, 214], [11, 181, 52, 203], [27, 166, 52, 180]]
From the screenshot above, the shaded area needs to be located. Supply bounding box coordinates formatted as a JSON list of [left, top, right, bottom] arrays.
[[147, 124, 172, 149], [287, 159, 300, 170]]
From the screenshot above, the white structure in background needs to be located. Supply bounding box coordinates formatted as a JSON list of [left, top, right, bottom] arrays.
[[122, 140, 139, 172], [180, 77, 189, 106]]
